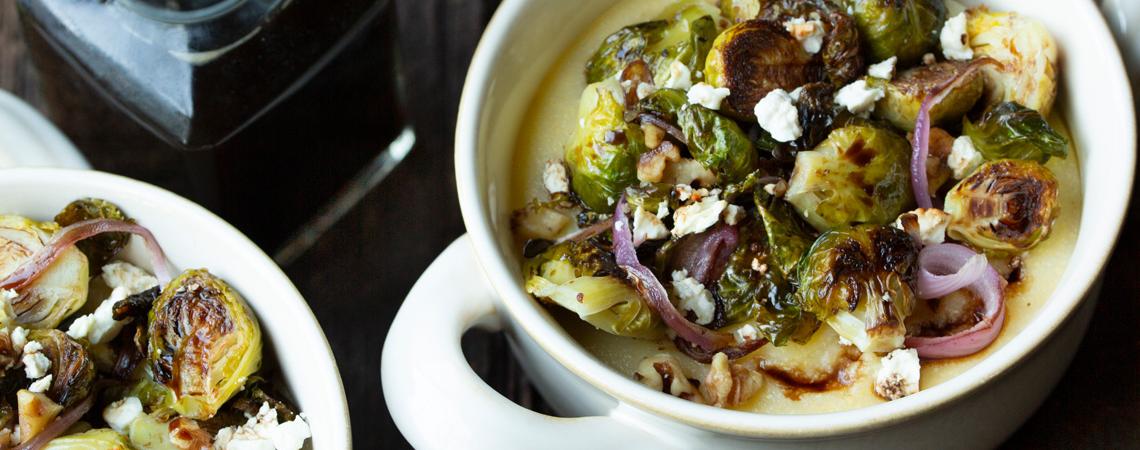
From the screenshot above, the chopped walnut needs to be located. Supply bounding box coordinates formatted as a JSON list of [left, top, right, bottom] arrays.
[[641, 122, 666, 149], [665, 159, 717, 187], [701, 353, 765, 408], [762, 179, 788, 198], [637, 141, 682, 183], [634, 354, 705, 403]]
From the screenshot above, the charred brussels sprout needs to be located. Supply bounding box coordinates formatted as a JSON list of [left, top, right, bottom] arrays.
[[758, 0, 865, 86], [841, 0, 947, 66], [44, 429, 132, 449], [677, 104, 759, 183], [963, 102, 1068, 164], [27, 330, 96, 407], [565, 79, 648, 210], [785, 124, 913, 231], [944, 159, 1059, 253], [0, 216, 88, 329], [584, 6, 718, 86], [705, 20, 820, 119], [524, 241, 662, 338], [873, 60, 985, 131], [147, 270, 262, 420], [795, 225, 918, 353], [54, 198, 132, 270], [967, 8, 1059, 115]]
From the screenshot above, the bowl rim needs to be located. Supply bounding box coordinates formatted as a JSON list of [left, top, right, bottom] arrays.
[[0, 168, 352, 446], [455, 0, 1136, 439]]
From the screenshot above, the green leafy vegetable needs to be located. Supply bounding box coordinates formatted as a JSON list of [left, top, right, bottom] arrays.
[[565, 79, 648, 211], [963, 102, 1069, 163], [677, 104, 759, 183], [840, 0, 947, 66]]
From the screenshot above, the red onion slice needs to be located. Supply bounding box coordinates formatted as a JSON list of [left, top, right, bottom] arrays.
[[555, 216, 616, 245], [917, 244, 988, 298], [1, 219, 172, 292], [664, 224, 739, 285], [906, 243, 1007, 359], [12, 393, 94, 450]]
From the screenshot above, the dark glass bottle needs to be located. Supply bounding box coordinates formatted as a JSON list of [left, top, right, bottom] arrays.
[[18, 0, 409, 262]]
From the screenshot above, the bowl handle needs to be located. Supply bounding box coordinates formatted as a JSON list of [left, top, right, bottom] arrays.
[[381, 235, 667, 449]]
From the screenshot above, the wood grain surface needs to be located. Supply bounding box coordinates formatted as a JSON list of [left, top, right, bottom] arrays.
[[0, 1, 1136, 448]]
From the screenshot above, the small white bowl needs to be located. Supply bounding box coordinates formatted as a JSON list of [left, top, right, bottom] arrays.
[[0, 168, 350, 449]]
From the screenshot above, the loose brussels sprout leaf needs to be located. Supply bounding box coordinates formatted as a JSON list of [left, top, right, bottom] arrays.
[[54, 198, 132, 271], [524, 241, 662, 338], [795, 225, 918, 353], [0, 216, 88, 330], [705, 20, 819, 119], [785, 124, 914, 231], [963, 102, 1068, 164], [873, 61, 985, 131], [27, 330, 96, 407], [945, 159, 1059, 253], [677, 104, 759, 183], [585, 21, 668, 84], [967, 8, 1059, 115], [759, 0, 865, 86], [147, 270, 262, 420], [638, 88, 689, 123], [840, 0, 947, 66], [566, 79, 648, 211], [623, 183, 674, 218], [44, 428, 132, 449], [584, 6, 719, 86]]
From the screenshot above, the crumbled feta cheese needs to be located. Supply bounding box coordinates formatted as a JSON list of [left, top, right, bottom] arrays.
[[754, 89, 802, 143], [686, 83, 731, 110], [923, 53, 937, 65], [656, 201, 670, 219], [875, 348, 921, 400], [940, 12, 973, 61], [895, 208, 951, 246], [101, 262, 160, 296], [674, 184, 694, 202], [28, 374, 51, 394], [835, 80, 885, 117], [663, 60, 693, 90], [723, 205, 746, 226], [671, 270, 715, 325], [633, 206, 670, 243], [66, 287, 130, 345], [948, 135, 983, 179], [103, 397, 143, 434], [783, 18, 826, 54], [868, 56, 898, 80], [10, 327, 27, 351], [22, 342, 50, 379], [672, 197, 727, 237], [763, 179, 788, 197], [734, 324, 759, 344], [0, 289, 15, 303], [214, 402, 311, 450], [636, 82, 657, 100], [542, 160, 570, 194]]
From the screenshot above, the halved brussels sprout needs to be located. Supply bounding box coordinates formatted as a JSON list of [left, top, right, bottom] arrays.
[[0, 216, 89, 329], [27, 330, 96, 407], [677, 104, 759, 183], [44, 429, 132, 449], [524, 241, 662, 338], [758, 0, 865, 86], [795, 225, 919, 353], [584, 6, 719, 86], [967, 7, 1059, 115], [147, 270, 262, 420], [704, 20, 819, 118], [963, 102, 1068, 163], [873, 60, 985, 131], [54, 198, 132, 271], [944, 159, 1059, 253], [785, 124, 914, 231], [840, 0, 948, 66], [566, 79, 648, 211]]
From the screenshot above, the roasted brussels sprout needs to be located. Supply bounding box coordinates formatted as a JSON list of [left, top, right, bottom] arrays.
[[44, 429, 132, 449], [0, 216, 89, 329], [785, 124, 914, 231], [565, 79, 648, 210], [584, 6, 718, 86], [967, 8, 1059, 115], [677, 104, 759, 183], [795, 225, 919, 353], [54, 198, 132, 271], [758, 0, 865, 86], [790, 82, 838, 150], [873, 60, 985, 131], [944, 159, 1059, 253], [27, 330, 96, 407], [963, 102, 1068, 164], [524, 241, 662, 338], [705, 20, 820, 119], [147, 270, 262, 420], [638, 88, 689, 123], [840, 0, 948, 66]]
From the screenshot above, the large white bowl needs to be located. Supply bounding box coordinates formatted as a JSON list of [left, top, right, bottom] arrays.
[[383, 0, 1136, 448], [0, 169, 350, 449]]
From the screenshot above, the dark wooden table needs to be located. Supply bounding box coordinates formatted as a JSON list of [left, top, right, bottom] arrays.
[[0, 1, 1136, 448]]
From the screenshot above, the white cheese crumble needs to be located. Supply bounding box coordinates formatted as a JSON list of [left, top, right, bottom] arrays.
[[788, 86, 805, 102], [868, 56, 898, 80], [633, 206, 670, 243], [940, 12, 973, 61], [636, 82, 657, 100], [28, 374, 51, 394], [723, 205, 746, 226], [686, 83, 731, 110], [663, 60, 693, 90], [734, 324, 759, 344], [103, 397, 143, 434], [10, 327, 27, 351], [783, 17, 826, 54], [214, 402, 311, 450], [656, 201, 670, 219], [754, 89, 802, 143], [948, 135, 983, 179], [895, 208, 951, 246], [875, 348, 922, 400], [835, 80, 885, 117], [672, 197, 727, 238], [66, 286, 130, 345], [21, 342, 50, 379], [542, 160, 570, 194], [671, 270, 715, 325], [102, 262, 160, 296], [0, 289, 15, 303]]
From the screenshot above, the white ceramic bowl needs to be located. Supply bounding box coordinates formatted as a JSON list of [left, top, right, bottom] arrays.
[[0, 169, 350, 449], [383, 0, 1136, 448]]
